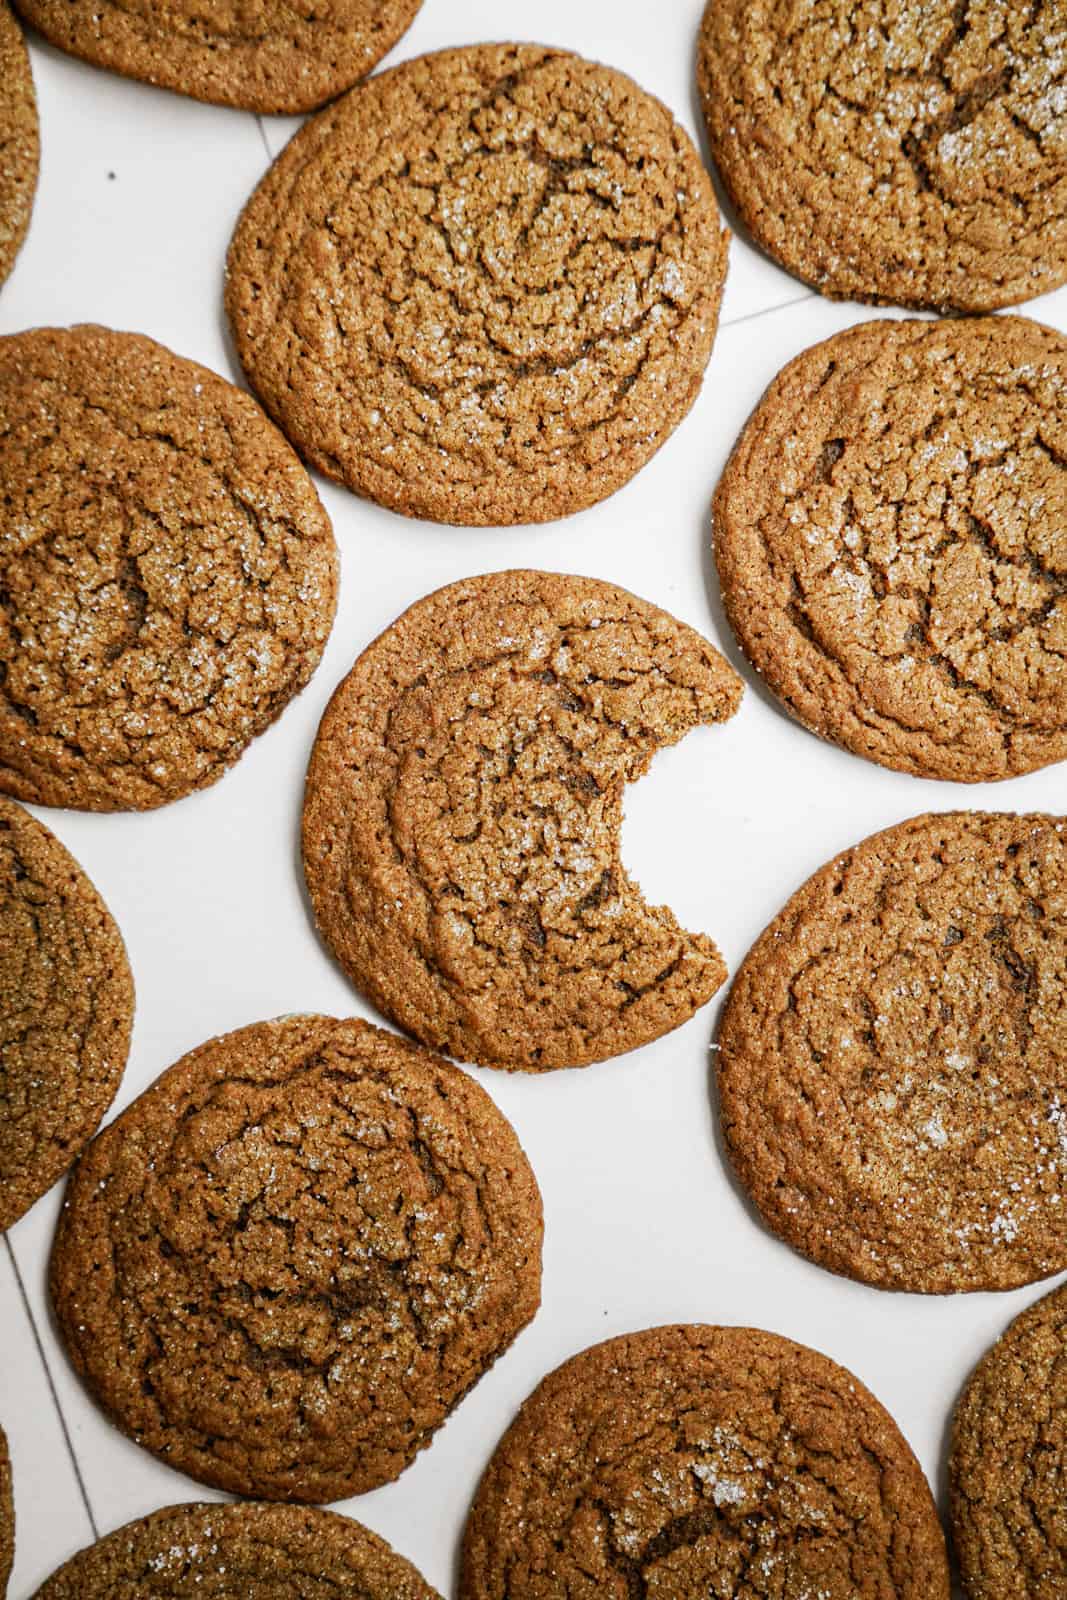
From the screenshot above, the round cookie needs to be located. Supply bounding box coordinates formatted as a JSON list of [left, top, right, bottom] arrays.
[[226, 44, 730, 526], [31, 1500, 442, 1598], [0, 326, 337, 811], [718, 811, 1067, 1295], [302, 571, 743, 1071], [0, 1, 38, 288], [713, 316, 1067, 782], [0, 1424, 12, 1598], [9, 0, 421, 114], [0, 797, 133, 1231], [50, 1014, 543, 1502], [950, 1281, 1067, 1599], [461, 1323, 950, 1600], [698, 0, 1067, 312]]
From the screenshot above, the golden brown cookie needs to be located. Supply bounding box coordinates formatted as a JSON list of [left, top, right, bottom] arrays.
[[0, 326, 337, 811], [50, 1015, 543, 1503], [226, 44, 729, 526], [9, 0, 421, 114], [303, 571, 743, 1071], [698, 0, 1067, 312], [950, 1280, 1067, 1600], [0, 797, 133, 1232], [714, 316, 1067, 782], [461, 1323, 950, 1600], [719, 811, 1067, 1294], [0, 1, 37, 289], [0, 1423, 11, 1598], [31, 1500, 441, 1598]]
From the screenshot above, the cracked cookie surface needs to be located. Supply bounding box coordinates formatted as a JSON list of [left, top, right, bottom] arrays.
[[699, 0, 1067, 311], [0, 1424, 11, 1597], [0, 796, 133, 1232], [226, 44, 729, 526], [0, 1, 37, 288], [950, 1279, 1067, 1600], [302, 571, 742, 1072], [10, 0, 421, 113], [50, 1014, 543, 1502], [718, 812, 1067, 1294], [0, 326, 338, 811], [32, 1500, 442, 1598], [714, 317, 1067, 782], [460, 1323, 949, 1600]]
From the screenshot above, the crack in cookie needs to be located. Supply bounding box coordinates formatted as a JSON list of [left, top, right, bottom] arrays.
[[226, 45, 729, 526], [0, 796, 133, 1232], [718, 811, 1067, 1293], [302, 571, 743, 1071], [9, 0, 421, 113], [50, 1015, 543, 1502], [32, 1500, 442, 1598], [699, 0, 1067, 310], [460, 1325, 950, 1600], [0, 1, 36, 289], [714, 317, 1067, 782], [950, 1279, 1067, 1600], [0, 326, 338, 811]]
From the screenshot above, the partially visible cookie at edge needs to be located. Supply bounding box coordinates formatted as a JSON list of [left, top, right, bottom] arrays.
[[0, 796, 134, 1232], [31, 1500, 442, 1598], [713, 315, 1067, 782], [10, 0, 422, 114], [226, 43, 730, 525], [950, 1279, 1067, 1600], [698, 0, 1067, 311], [718, 811, 1067, 1294], [461, 1324, 950, 1600], [0, 325, 338, 811], [302, 570, 743, 1071], [50, 1014, 543, 1502], [0, 1423, 12, 1598], [0, 0, 38, 287]]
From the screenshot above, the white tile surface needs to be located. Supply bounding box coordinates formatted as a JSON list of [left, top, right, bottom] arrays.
[[2, 1, 1066, 1595]]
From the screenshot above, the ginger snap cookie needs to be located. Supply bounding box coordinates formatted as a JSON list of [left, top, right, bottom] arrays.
[[9, 0, 421, 113], [714, 316, 1067, 782], [302, 571, 742, 1071], [950, 1280, 1067, 1599], [0, 326, 337, 811], [32, 1501, 442, 1598], [698, 0, 1067, 311], [226, 44, 730, 526], [461, 1323, 950, 1600], [0, 797, 133, 1232], [0, 1424, 11, 1598], [0, 1, 37, 289], [50, 1014, 543, 1502], [719, 811, 1067, 1294]]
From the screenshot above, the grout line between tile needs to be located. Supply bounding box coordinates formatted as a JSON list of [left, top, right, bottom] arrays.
[[720, 289, 816, 330], [4, 1236, 99, 1541]]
